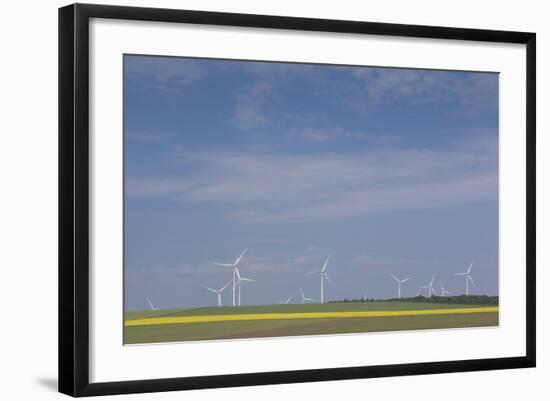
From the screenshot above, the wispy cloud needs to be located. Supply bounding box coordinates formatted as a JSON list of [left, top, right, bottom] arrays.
[[293, 126, 401, 144], [126, 178, 194, 197], [243, 62, 315, 78], [233, 248, 326, 274], [125, 56, 206, 92], [350, 68, 498, 112], [127, 246, 324, 277], [255, 237, 289, 244], [232, 82, 274, 131], [126, 130, 174, 142], [127, 261, 221, 276], [298, 127, 343, 142], [128, 135, 497, 224]]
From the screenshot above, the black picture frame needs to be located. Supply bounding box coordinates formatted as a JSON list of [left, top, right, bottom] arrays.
[[59, 3, 536, 397]]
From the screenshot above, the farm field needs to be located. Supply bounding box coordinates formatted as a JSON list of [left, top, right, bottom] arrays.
[[124, 301, 498, 344]]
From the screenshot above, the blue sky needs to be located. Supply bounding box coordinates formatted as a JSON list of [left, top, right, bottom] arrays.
[[124, 55, 499, 311]]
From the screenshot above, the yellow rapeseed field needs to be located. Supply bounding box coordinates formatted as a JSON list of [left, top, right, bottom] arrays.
[[125, 306, 498, 327]]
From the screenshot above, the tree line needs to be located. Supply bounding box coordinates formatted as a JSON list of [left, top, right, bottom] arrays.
[[329, 295, 499, 305]]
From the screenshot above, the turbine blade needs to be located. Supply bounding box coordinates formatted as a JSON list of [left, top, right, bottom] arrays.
[[402, 277, 412, 282], [204, 287, 217, 293], [324, 273, 333, 286], [468, 275, 475, 286], [467, 260, 474, 274], [300, 288, 305, 298], [390, 273, 399, 282], [234, 248, 248, 265], [212, 262, 234, 267], [322, 255, 330, 272], [219, 281, 231, 292], [146, 297, 155, 310]]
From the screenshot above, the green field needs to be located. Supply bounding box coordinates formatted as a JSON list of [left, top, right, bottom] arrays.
[[124, 301, 498, 344]]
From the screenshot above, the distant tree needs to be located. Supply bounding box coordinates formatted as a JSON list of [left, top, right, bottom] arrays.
[[329, 295, 498, 305]]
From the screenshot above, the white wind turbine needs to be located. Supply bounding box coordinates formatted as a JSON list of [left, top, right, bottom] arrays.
[[278, 295, 293, 304], [204, 281, 231, 307], [417, 274, 437, 297], [233, 268, 255, 306], [299, 288, 314, 304], [439, 281, 453, 296], [146, 297, 158, 311], [454, 261, 475, 295], [390, 273, 412, 299], [212, 248, 247, 306], [308, 255, 333, 304]]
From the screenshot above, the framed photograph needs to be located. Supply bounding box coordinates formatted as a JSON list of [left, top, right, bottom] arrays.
[[59, 3, 536, 397]]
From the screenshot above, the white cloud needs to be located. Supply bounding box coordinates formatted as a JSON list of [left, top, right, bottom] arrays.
[[128, 261, 221, 276], [237, 251, 323, 273], [232, 83, 273, 131], [128, 136, 497, 224], [125, 56, 206, 92], [128, 249, 323, 277], [126, 178, 194, 197], [243, 62, 315, 78], [298, 127, 342, 142], [126, 131, 174, 142], [351, 68, 497, 112], [294, 126, 401, 144], [255, 238, 289, 244]]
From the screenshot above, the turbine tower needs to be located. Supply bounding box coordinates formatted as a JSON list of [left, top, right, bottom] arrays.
[[417, 274, 437, 297], [439, 282, 453, 296], [308, 255, 332, 304], [146, 297, 158, 311], [212, 248, 247, 306], [299, 288, 314, 304], [390, 273, 411, 299], [232, 268, 255, 306], [204, 281, 231, 307], [454, 261, 475, 295]]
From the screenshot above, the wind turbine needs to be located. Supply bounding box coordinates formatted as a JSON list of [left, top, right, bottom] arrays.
[[233, 268, 255, 306], [390, 273, 411, 299], [417, 274, 437, 297], [278, 295, 293, 304], [439, 282, 453, 296], [454, 261, 475, 295], [308, 255, 333, 304], [299, 288, 314, 304], [204, 281, 231, 307], [146, 297, 158, 311], [212, 248, 247, 306]]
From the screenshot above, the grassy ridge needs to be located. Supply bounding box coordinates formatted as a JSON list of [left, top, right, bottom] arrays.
[[124, 312, 498, 344], [124, 301, 498, 344]]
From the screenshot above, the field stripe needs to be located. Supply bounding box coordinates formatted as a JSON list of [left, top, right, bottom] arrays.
[[125, 307, 499, 327]]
